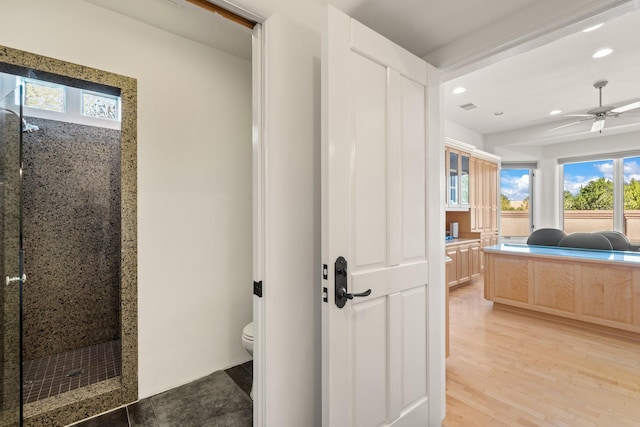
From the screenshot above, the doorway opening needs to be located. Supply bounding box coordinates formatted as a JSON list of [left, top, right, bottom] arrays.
[[499, 165, 534, 243]]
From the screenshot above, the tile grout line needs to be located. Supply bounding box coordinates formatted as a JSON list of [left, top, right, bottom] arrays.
[[23, 339, 121, 403]]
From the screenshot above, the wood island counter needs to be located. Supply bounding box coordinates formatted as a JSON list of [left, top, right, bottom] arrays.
[[483, 244, 640, 338]]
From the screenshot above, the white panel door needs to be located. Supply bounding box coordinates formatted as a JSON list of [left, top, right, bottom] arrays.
[[322, 6, 429, 426]]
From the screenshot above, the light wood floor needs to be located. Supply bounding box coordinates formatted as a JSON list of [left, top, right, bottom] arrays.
[[443, 275, 640, 427]]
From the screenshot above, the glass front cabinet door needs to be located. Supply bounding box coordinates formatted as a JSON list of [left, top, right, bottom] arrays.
[[446, 147, 470, 208], [460, 153, 469, 205], [448, 150, 459, 206]]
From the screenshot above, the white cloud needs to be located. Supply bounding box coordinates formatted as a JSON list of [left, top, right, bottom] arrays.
[[624, 160, 640, 182], [565, 179, 589, 195], [564, 175, 599, 195], [501, 173, 529, 201], [595, 162, 613, 180]]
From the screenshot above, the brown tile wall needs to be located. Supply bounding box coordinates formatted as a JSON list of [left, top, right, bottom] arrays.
[[22, 117, 121, 360]]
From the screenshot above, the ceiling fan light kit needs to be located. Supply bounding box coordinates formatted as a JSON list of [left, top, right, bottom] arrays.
[[592, 48, 613, 58], [547, 80, 640, 133], [591, 116, 606, 132]]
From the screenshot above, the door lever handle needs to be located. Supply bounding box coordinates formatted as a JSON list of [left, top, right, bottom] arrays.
[[334, 256, 372, 308], [338, 287, 371, 300]]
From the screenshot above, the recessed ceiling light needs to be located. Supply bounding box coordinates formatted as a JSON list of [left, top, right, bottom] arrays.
[[494, 111, 504, 116], [583, 23, 603, 32], [549, 110, 562, 115], [592, 48, 613, 59], [453, 87, 466, 95]]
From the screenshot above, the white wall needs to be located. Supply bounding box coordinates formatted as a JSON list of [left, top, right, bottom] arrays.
[[0, 0, 253, 398], [445, 119, 484, 149], [262, 13, 322, 425]]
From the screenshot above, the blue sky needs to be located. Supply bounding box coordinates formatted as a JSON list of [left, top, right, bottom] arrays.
[[501, 157, 640, 201], [500, 169, 529, 201], [563, 156, 640, 195]]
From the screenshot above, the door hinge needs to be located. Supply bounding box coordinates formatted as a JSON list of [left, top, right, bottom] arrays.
[[253, 280, 263, 298], [322, 264, 328, 280], [323, 287, 328, 303]]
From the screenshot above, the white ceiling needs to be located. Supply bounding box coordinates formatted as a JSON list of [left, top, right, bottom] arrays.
[[330, 0, 539, 58], [444, 7, 640, 138], [84, 0, 640, 145]]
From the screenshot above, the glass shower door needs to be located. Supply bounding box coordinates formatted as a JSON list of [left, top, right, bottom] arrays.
[[1, 86, 25, 427]]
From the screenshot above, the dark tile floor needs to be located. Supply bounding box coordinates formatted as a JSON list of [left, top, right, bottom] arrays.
[[71, 361, 252, 427], [23, 340, 121, 403]]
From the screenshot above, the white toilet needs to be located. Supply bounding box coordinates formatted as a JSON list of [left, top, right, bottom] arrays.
[[241, 321, 254, 399]]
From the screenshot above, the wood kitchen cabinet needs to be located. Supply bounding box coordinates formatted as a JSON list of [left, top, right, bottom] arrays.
[[470, 158, 498, 234], [445, 140, 500, 273], [470, 155, 499, 271], [445, 256, 452, 357], [445, 239, 481, 288], [446, 247, 459, 287]]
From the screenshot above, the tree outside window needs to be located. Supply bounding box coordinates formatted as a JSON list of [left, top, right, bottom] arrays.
[[563, 160, 613, 233], [562, 157, 640, 240]]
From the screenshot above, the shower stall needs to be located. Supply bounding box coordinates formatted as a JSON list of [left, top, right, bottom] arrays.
[[1, 64, 131, 426], [21, 108, 123, 402]]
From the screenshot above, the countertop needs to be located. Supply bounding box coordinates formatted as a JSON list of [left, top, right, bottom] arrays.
[[483, 243, 640, 265], [445, 238, 480, 246]]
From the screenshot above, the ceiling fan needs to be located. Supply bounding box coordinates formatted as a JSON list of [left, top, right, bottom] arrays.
[[548, 80, 640, 133]]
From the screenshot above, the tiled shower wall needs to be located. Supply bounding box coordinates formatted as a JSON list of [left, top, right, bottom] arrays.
[[22, 117, 121, 360]]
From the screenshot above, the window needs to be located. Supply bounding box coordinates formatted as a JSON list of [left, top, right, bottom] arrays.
[[82, 90, 120, 120], [500, 166, 533, 238], [562, 159, 614, 233], [5, 72, 121, 130], [560, 153, 640, 242], [624, 156, 640, 242], [23, 79, 65, 112]]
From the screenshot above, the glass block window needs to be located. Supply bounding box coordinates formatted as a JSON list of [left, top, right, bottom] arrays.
[[24, 79, 65, 112], [82, 91, 120, 120]]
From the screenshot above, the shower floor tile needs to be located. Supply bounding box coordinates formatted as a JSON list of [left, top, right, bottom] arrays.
[[22, 339, 121, 404]]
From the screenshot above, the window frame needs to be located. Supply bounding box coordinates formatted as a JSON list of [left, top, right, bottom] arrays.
[[559, 151, 640, 239], [500, 163, 535, 239]]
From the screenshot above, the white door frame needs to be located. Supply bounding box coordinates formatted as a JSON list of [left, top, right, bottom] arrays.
[[425, 63, 446, 426], [251, 20, 266, 427], [207, 3, 267, 425]]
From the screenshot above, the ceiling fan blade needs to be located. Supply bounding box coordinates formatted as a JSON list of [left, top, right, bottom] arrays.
[[546, 121, 583, 132], [591, 118, 606, 132], [612, 101, 640, 114], [564, 114, 593, 117]]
